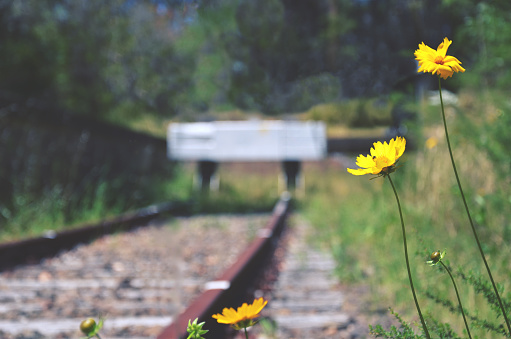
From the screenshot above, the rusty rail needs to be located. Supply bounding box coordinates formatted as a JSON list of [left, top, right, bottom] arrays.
[[157, 192, 292, 339], [0, 201, 191, 272]]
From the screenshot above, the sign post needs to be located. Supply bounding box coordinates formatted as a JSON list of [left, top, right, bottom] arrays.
[[167, 120, 326, 191]]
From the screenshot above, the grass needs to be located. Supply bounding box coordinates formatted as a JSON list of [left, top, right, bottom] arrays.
[[0, 184, 119, 242], [300, 97, 394, 129], [302, 163, 508, 337], [0, 162, 279, 242], [190, 162, 283, 214], [299, 90, 511, 337]]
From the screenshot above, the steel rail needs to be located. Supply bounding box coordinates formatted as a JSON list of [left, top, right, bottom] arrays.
[[0, 201, 191, 272], [157, 192, 292, 339]]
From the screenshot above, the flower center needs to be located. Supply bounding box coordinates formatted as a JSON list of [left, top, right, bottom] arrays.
[[374, 156, 389, 169], [434, 56, 444, 65]]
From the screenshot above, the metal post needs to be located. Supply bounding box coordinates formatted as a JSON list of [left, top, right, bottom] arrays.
[[282, 160, 301, 190], [197, 160, 218, 191]]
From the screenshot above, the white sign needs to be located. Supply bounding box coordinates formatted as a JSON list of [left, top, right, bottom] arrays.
[[167, 120, 326, 161]]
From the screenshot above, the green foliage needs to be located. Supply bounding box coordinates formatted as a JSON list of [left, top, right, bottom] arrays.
[[442, 0, 511, 89], [422, 262, 511, 338], [369, 308, 422, 339], [259, 318, 279, 339], [370, 307, 463, 338], [456, 269, 510, 322], [193, 173, 279, 214], [425, 316, 462, 339], [305, 102, 357, 125], [0, 0, 473, 119], [186, 318, 208, 339], [0, 154, 282, 241], [0, 109, 182, 241], [302, 90, 511, 338], [425, 290, 508, 337], [0, 172, 182, 242], [304, 97, 393, 128], [473, 93, 511, 173], [188, 0, 361, 113], [0, 1, 195, 120]]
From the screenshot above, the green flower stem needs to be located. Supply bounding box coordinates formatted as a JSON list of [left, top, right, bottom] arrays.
[[244, 327, 249, 339], [438, 77, 511, 335], [439, 261, 472, 339], [387, 174, 430, 339], [95, 334, 102, 339]]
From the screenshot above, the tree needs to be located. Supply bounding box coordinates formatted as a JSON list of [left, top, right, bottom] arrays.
[[443, 0, 511, 89], [189, 0, 454, 114], [0, 0, 195, 120]]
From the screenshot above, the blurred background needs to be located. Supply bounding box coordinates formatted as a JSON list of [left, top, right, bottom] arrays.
[[1, 1, 510, 335]]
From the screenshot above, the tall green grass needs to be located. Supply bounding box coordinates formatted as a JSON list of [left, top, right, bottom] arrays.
[[191, 162, 282, 214], [0, 170, 191, 242], [0, 162, 281, 242], [1, 183, 115, 242], [301, 90, 511, 337]]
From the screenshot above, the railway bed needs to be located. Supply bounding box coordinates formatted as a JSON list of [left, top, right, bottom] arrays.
[[0, 212, 273, 338], [0, 192, 393, 339]]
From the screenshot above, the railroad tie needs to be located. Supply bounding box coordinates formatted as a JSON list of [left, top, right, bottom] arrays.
[[261, 216, 353, 338]]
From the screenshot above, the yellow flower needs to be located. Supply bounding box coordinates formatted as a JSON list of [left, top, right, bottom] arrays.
[[347, 137, 406, 176], [212, 297, 268, 330], [425, 136, 438, 149], [415, 37, 465, 79]]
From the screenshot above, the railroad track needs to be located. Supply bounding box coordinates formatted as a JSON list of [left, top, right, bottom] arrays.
[[0, 201, 191, 272], [0, 194, 291, 339]]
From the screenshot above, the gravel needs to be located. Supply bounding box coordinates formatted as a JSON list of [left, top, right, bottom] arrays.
[[0, 214, 269, 339]]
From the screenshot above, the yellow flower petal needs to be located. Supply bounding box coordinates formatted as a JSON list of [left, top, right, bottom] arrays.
[[436, 37, 451, 57], [425, 137, 438, 149], [414, 37, 465, 79], [356, 154, 375, 169], [394, 137, 406, 159], [212, 298, 268, 326], [347, 168, 373, 175], [347, 137, 406, 176], [369, 143, 380, 158]]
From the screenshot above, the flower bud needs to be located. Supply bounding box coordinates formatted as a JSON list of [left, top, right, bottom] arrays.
[[430, 251, 441, 263], [80, 318, 96, 335]]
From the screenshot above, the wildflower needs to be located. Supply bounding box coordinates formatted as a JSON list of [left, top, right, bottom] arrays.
[[425, 136, 438, 149], [420, 37, 511, 335], [186, 318, 208, 339], [348, 135, 430, 337], [415, 37, 465, 79], [212, 297, 268, 331], [347, 136, 406, 177], [426, 250, 446, 266], [79, 317, 104, 339], [426, 250, 473, 338]]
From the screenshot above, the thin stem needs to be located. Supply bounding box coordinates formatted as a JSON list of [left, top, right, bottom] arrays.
[[244, 327, 249, 339], [95, 334, 102, 339], [438, 77, 511, 335], [387, 174, 430, 339], [440, 261, 473, 339]]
